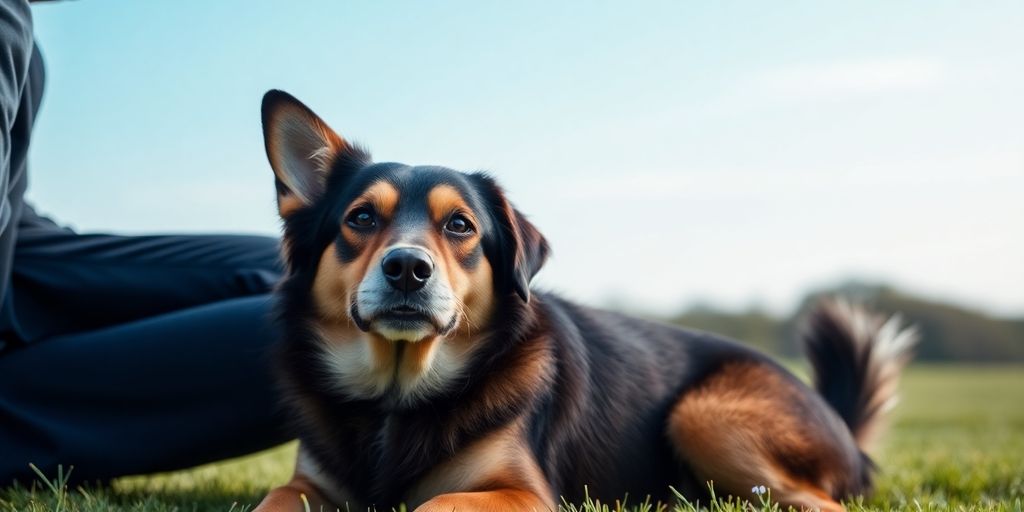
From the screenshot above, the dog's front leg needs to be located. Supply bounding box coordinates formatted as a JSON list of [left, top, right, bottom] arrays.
[[253, 474, 329, 512], [414, 489, 552, 512], [409, 421, 555, 511], [253, 444, 340, 512]]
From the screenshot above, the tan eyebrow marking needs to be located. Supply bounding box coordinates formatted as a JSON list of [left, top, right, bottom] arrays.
[[346, 180, 400, 220], [427, 184, 476, 225]]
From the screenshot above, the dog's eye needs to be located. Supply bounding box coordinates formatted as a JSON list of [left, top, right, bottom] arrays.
[[346, 207, 376, 229], [444, 214, 473, 235]]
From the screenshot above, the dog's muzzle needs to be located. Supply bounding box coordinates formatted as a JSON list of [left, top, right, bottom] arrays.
[[351, 246, 458, 341]]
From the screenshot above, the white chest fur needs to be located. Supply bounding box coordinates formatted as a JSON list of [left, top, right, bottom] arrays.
[[315, 329, 473, 405]]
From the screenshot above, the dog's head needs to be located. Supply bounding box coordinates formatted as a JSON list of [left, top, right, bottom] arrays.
[[262, 90, 548, 402]]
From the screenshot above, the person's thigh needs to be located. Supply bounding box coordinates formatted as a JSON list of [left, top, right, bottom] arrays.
[[8, 216, 283, 342], [0, 294, 291, 485]]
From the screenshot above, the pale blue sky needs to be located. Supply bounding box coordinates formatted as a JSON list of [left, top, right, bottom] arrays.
[[26, 1, 1024, 316]]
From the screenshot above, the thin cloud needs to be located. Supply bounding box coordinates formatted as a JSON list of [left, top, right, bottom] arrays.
[[554, 148, 1021, 202], [755, 58, 945, 98]]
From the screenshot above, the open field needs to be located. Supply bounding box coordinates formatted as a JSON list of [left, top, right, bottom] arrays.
[[2, 365, 1022, 511]]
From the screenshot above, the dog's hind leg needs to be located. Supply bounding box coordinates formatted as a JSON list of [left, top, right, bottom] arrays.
[[667, 360, 868, 512]]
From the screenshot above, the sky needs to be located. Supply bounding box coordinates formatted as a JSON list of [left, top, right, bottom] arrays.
[[25, 1, 1024, 317]]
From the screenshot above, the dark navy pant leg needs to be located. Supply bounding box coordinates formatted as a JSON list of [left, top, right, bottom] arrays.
[[7, 212, 284, 344], [0, 294, 291, 485], [0, 223, 291, 484]]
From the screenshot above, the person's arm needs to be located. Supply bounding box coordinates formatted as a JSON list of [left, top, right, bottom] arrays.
[[0, 0, 34, 238]]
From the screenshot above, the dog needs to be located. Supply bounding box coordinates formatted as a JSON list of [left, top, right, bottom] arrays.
[[253, 90, 916, 512]]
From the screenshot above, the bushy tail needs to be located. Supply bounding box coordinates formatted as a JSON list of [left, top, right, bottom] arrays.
[[802, 298, 917, 452]]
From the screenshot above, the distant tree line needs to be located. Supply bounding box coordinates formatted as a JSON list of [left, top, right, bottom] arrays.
[[664, 282, 1024, 362]]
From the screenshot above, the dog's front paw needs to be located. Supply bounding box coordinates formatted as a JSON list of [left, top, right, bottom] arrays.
[[415, 495, 478, 512], [412, 497, 450, 512], [413, 490, 551, 512], [255, 481, 332, 512]]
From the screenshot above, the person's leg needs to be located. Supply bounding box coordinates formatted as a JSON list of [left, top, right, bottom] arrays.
[[0, 294, 291, 485], [6, 215, 283, 343]]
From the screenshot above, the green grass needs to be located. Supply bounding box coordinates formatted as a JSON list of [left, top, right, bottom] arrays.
[[2, 365, 1022, 511]]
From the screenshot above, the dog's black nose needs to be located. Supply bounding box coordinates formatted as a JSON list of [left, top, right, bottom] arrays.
[[382, 247, 434, 293]]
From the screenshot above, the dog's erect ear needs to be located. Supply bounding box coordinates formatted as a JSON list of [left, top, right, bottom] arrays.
[[261, 90, 350, 217], [475, 175, 550, 302]]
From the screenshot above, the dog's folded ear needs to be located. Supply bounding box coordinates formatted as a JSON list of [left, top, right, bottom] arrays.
[[261, 90, 364, 217], [505, 205, 549, 302], [473, 174, 550, 303]]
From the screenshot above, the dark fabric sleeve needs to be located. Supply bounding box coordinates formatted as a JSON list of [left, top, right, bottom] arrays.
[[0, 0, 38, 309], [0, 0, 32, 236]]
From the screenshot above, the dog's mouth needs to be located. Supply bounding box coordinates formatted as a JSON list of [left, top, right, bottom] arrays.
[[377, 305, 432, 323], [351, 302, 457, 341]]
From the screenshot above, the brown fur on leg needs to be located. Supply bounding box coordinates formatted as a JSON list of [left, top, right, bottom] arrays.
[[415, 489, 552, 512], [668, 361, 862, 512], [407, 420, 555, 511], [253, 475, 330, 512]]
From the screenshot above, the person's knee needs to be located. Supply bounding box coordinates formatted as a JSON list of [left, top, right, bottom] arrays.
[[249, 235, 284, 272], [230, 235, 284, 294]]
